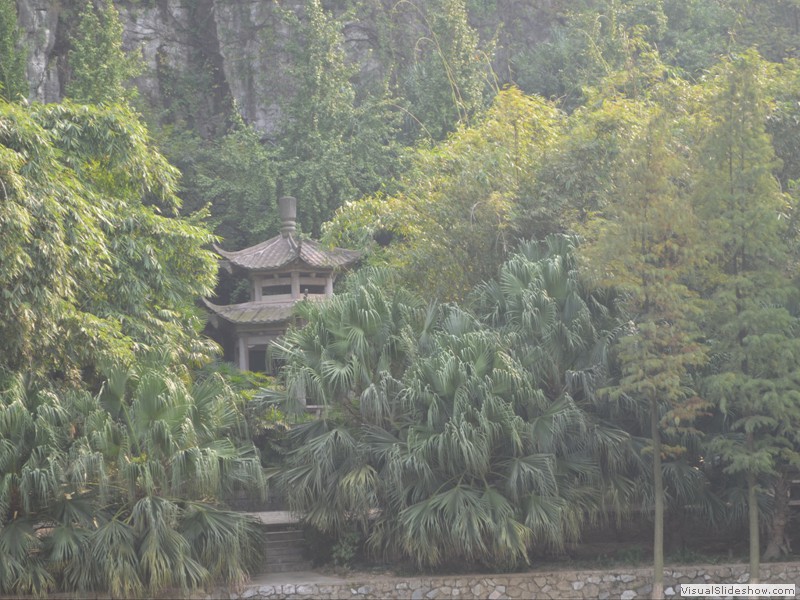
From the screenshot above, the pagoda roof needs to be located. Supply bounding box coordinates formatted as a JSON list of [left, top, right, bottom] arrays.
[[214, 234, 361, 272], [203, 298, 295, 325]]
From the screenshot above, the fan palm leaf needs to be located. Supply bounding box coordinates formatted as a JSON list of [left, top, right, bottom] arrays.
[[275, 242, 633, 569], [0, 359, 264, 596]]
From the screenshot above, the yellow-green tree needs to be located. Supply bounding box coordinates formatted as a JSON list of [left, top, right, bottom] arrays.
[[323, 87, 561, 301], [584, 96, 707, 599], [694, 51, 799, 582]]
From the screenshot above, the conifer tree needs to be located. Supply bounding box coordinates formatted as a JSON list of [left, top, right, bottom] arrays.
[[584, 98, 706, 600], [694, 50, 798, 583]]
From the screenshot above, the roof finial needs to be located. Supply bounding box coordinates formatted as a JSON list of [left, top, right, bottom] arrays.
[[278, 196, 297, 237]]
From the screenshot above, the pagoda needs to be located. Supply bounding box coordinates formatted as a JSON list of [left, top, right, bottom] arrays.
[[204, 196, 360, 371]]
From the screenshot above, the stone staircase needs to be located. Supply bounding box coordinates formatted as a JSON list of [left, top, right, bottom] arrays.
[[263, 526, 311, 573]]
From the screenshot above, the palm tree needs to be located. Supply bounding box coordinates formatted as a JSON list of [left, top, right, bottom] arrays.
[[273, 268, 430, 535], [473, 235, 620, 404], [473, 235, 636, 513], [0, 373, 65, 595], [374, 309, 609, 569], [272, 268, 427, 413], [275, 241, 636, 569], [0, 361, 265, 597]]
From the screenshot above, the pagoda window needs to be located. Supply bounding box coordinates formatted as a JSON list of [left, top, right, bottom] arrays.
[[260, 275, 294, 299], [302, 284, 326, 296], [263, 284, 292, 296]]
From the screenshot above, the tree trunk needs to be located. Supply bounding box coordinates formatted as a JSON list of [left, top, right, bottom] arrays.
[[763, 473, 791, 561], [651, 399, 664, 600], [747, 432, 760, 584]]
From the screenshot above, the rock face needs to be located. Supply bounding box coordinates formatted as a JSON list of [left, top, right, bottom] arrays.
[[123, 0, 193, 110], [211, 0, 299, 137], [16, 0, 60, 102], [15, 0, 389, 135], [14, 0, 547, 136]]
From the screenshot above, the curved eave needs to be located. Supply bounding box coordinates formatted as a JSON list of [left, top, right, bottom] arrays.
[[299, 240, 362, 269], [203, 298, 295, 326], [214, 238, 361, 272], [212, 243, 236, 261]]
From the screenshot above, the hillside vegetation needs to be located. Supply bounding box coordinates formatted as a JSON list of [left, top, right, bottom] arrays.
[[3, 1, 800, 597]]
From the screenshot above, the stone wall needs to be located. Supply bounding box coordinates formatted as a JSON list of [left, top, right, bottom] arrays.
[[210, 562, 800, 599]]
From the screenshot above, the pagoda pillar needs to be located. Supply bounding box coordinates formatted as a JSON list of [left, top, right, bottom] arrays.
[[237, 335, 249, 371]]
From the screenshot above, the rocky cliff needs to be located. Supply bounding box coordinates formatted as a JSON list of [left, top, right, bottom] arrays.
[[15, 0, 548, 137]]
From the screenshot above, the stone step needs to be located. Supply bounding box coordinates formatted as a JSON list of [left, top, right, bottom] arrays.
[[264, 530, 305, 543], [261, 526, 310, 574], [266, 557, 308, 570], [265, 539, 305, 550], [266, 547, 305, 560], [267, 555, 309, 566]]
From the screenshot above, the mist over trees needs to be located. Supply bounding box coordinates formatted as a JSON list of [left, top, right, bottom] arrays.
[[3, 0, 800, 597]]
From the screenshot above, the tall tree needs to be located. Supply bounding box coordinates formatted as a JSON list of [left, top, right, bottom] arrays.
[[584, 98, 707, 599], [66, 0, 141, 104], [279, 0, 400, 235], [0, 0, 26, 101], [694, 50, 795, 583]]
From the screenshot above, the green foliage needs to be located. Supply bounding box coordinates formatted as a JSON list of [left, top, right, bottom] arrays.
[[585, 98, 707, 410], [0, 0, 27, 101], [398, 0, 490, 140], [279, 0, 402, 235], [729, 0, 800, 64], [659, 0, 736, 75], [324, 88, 561, 301], [580, 85, 712, 594], [273, 240, 633, 569], [180, 116, 279, 251], [473, 236, 623, 408], [0, 99, 218, 377], [764, 60, 800, 198], [511, 0, 734, 108], [532, 95, 641, 231], [692, 51, 800, 576], [67, 0, 142, 104], [511, 1, 645, 109], [0, 362, 265, 597], [511, 3, 613, 109], [332, 530, 362, 568], [272, 268, 424, 412]]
